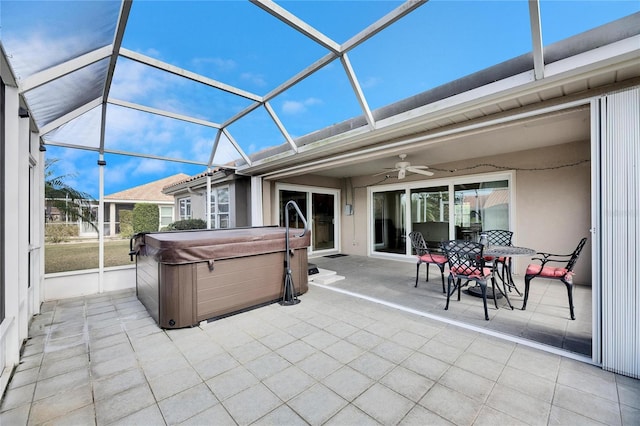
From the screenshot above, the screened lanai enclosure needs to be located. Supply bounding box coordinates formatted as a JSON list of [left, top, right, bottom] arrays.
[[2, 0, 640, 396]]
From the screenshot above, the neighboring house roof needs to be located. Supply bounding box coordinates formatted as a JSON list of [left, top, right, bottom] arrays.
[[162, 168, 236, 195], [105, 174, 190, 203]]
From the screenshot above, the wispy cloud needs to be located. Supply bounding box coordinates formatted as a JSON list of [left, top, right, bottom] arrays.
[[360, 76, 382, 89], [192, 57, 237, 74], [281, 97, 322, 115], [240, 72, 267, 87]]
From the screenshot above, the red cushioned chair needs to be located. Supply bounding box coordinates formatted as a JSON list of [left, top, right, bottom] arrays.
[[408, 231, 447, 293], [522, 237, 588, 320], [441, 239, 498, 321]]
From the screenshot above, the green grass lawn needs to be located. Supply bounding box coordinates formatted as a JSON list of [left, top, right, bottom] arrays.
[[45, 239, 135, 273]]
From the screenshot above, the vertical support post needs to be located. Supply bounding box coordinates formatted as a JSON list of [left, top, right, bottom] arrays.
[[206, 169, 212, 229], [98, 156, 106, 293]]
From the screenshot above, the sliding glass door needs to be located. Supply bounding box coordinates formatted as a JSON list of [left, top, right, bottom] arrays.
[[453, 180, 509, 241], [370, 173, 512, 256], [373, 190, 406, 254], [277, 185, 340, 255]]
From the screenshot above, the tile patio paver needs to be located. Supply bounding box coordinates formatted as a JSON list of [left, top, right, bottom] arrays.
[[0, 265, 638, 426]]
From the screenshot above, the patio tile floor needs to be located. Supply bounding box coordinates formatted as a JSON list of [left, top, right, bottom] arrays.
[[1, 256, 638, 425]]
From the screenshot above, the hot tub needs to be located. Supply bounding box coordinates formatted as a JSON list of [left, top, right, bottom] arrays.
[[131, 226, 310, 328]]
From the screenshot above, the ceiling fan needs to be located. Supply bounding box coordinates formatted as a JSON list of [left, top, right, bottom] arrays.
[[375, 154, 434, 179]]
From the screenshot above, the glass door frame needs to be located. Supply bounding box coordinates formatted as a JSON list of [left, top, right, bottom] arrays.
[[368, 170, 515, 259], [275, 183, 341, 256]]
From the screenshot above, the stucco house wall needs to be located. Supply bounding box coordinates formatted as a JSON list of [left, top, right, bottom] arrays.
[[269, 139, 591, 284]]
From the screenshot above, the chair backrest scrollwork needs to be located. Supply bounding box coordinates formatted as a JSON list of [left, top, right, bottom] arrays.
[[409, 231, 429, 256], [441, 240, 485, 277], [484, 230, 513, 246], [567, 237, 588, 272]]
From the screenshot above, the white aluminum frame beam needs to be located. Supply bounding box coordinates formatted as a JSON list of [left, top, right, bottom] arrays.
[[109, 98, 222, 129], [250, 0, 341, 54], [264, 102, 297, 152], [222, 128, 253, 166], [229, 0, 427, 149], [341, 53, 375, 129], [528, 0, 545, 80], [100, 0, 132, 153], [40, 97, 103, 135], [119, 48, 263, 102], [19, 45, 112, 93], [341, 0, 428, 52]]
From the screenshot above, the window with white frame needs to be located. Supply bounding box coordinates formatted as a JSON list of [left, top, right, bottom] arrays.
[[208, 186, 230, 229], [178, 197, 191, 220], [160, 206, 173, 228]]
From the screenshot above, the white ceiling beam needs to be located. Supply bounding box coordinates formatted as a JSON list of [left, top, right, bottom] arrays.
[[341, 53, 375, 130], [101, 1, 132, 153], [264, 102, 297, 152], [221, 101, 262, 128], [101, 149, 210, 166], [251, 0, 341, 54], [19, 45, 112, 93], [528, 0, 545, 80], [208, 130, 223, 167], [120, 48, 263, 102], [108, 98, 221, 128], [40, 97, 102, 135], [341, 0, 428, 52], [264, 53, 337, 102], [222, 128, 252, 166], [103, 0, 132, 102]]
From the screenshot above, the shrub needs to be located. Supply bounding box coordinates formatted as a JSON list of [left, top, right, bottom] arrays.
[[45, 223, 78, 243], [119, 209, 133, 239], [167, 219, 207, 230], [133, 203, 159, 234]]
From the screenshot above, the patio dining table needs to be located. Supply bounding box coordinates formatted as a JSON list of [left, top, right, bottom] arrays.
[[467, 245, 536, 308]]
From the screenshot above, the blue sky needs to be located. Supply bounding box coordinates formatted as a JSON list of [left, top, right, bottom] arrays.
[[11, 0, 637, 198]]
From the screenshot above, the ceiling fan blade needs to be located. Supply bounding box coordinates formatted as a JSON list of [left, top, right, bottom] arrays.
[[409, 165, 430, 169], [407, 166, 434, 176]]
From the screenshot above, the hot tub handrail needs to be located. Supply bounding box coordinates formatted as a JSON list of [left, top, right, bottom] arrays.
[[285, 200, 308, 239], [281, 200, 307, 306], [129, 232, 146, 261]]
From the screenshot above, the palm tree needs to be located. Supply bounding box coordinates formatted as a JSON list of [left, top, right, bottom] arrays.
[[45, 158, 98, 231]]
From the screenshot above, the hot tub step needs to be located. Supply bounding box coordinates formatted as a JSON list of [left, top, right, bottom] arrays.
[[309, 268, 345, 285]]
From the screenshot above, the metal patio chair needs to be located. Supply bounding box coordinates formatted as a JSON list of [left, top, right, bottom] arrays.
[[482, 229, 518, 294], [408, 231, 447, 293], [522, 237, 588, 320], [441, 240, 499, 321]]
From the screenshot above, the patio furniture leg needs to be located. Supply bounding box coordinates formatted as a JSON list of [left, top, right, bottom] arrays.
[[562, 278, 576, 320], [522, 275, 532, 311], [414, 262, 420, 287], [437, 263, 445, 293], [445, 275, 454, 311], [491, 277, 499, 309], [480, 282, 489, 320]]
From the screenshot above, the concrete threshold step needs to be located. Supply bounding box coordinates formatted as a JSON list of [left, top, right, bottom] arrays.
[[309, 268, 345, 285]]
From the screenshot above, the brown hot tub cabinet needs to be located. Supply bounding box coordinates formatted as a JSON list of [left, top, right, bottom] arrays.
[[132, 227, 310, 329]]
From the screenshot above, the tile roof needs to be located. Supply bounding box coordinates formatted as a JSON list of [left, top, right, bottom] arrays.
[[105, 173, 190, 202]]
